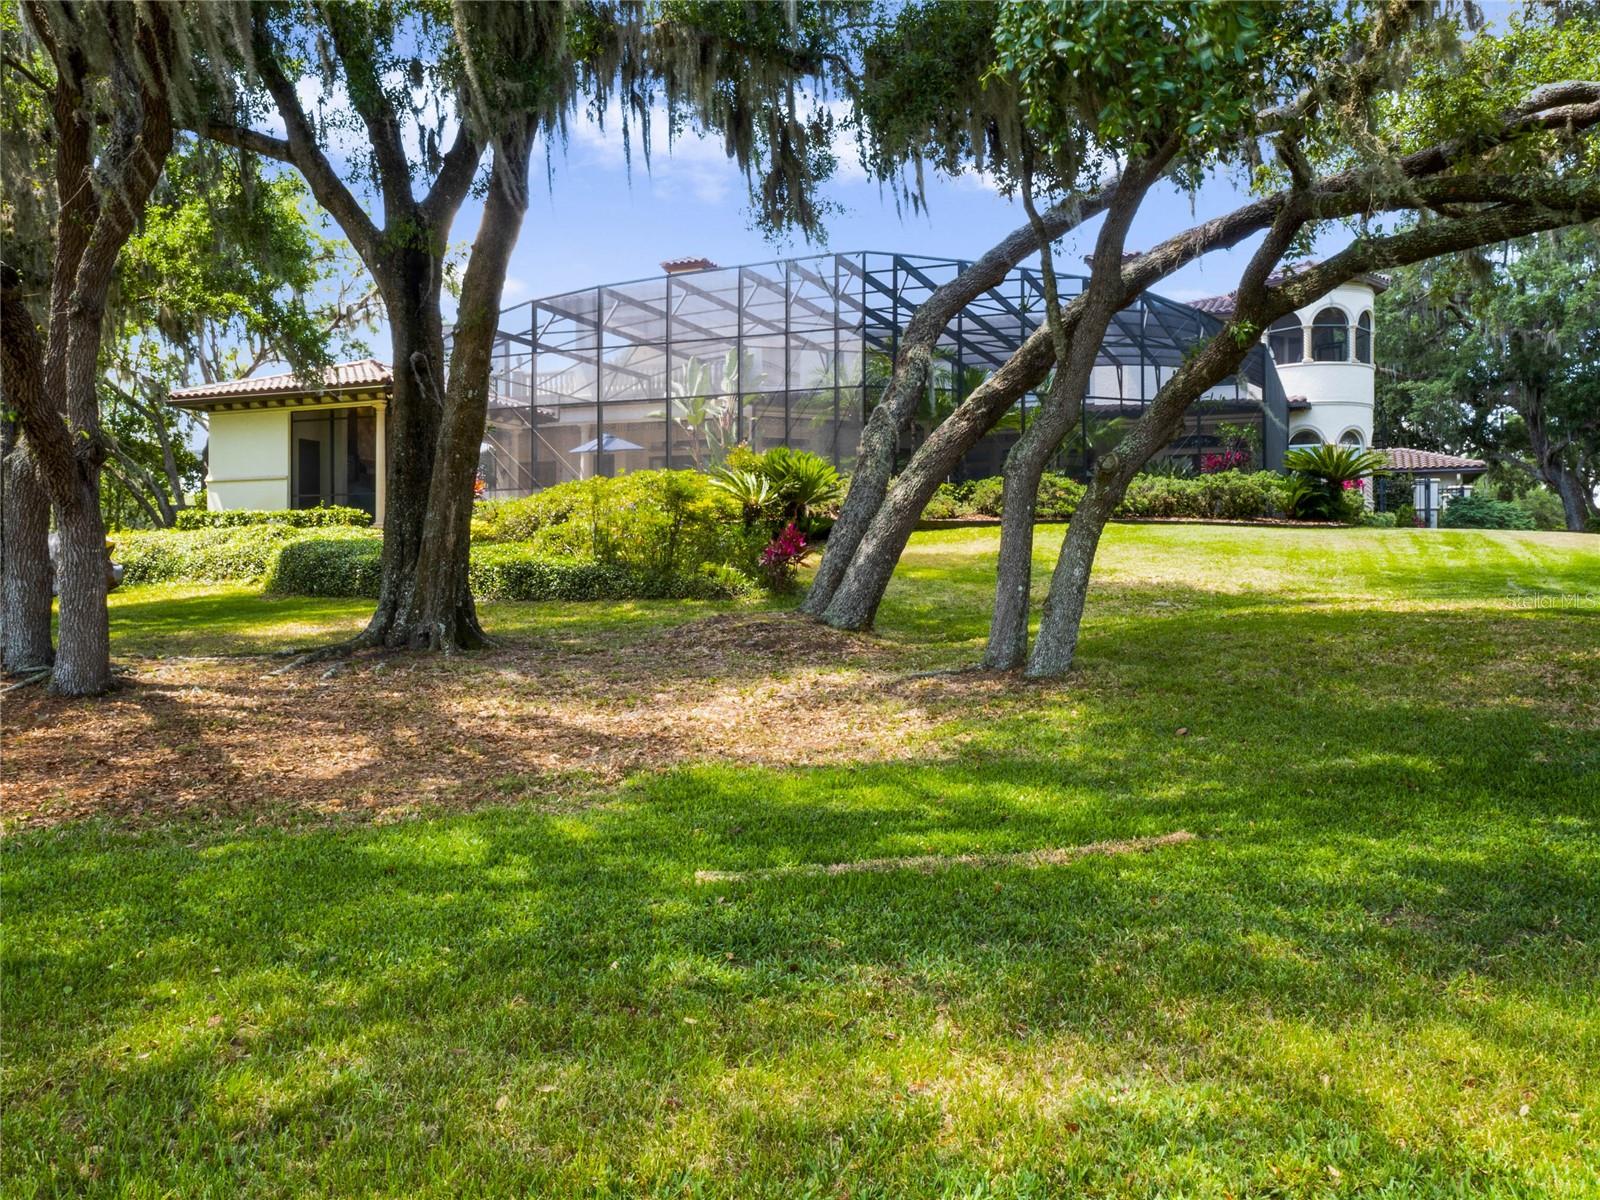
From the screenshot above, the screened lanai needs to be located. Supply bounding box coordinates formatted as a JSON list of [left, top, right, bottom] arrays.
[[479, 251, 1288, 497]]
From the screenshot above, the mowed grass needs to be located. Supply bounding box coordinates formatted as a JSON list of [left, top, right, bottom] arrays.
[[5, 525, 1600, 1197]]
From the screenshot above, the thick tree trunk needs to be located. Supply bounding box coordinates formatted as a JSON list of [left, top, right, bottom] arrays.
[[1023, 481, 1123, 679], [1, 443, 55, 673], [801, 190, 1115, 618], [393, 159, 529, 650], [360, 256, 452, 647], [1547, 463, 1593, 531], [52, 476, 113, 694], [983, 154, 1165, 669]]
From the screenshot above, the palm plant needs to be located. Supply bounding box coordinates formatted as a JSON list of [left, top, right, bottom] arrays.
[[760, 447, 844, 526], [1284, 443, 1388, 520], [707, 466, 775, 529]]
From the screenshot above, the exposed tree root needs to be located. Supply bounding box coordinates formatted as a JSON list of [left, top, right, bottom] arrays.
[[1, 669, 51, 695]]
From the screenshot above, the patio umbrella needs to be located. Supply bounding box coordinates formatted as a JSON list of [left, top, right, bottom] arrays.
[[571, 434, 644, 453]]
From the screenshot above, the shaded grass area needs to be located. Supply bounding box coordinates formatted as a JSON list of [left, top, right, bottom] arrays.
[[5, 526, 1599, 1197]]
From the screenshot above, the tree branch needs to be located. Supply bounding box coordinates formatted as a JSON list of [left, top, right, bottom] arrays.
[[419, 120, 483, 230], [246, 20, 384, 267]]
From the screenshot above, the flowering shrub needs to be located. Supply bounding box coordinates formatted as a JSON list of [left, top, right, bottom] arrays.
[[760, 522, 809, 591], [1201, 449, 1250, 473]]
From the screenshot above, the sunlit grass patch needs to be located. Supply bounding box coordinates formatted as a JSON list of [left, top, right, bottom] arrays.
[[5, 525, 1598, 1196]]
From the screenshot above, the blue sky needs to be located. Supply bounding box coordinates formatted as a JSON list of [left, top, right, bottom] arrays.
[[488, 116, 1331, 313]]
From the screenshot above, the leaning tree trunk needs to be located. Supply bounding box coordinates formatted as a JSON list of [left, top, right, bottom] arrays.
[[982, 150, 1161, 670], [802, 189, 1116, 618], [814, 190, 1293, 632], [818, 329, 1057, 631], [1, 444, 55, 673], [395, 159, 529, 651]]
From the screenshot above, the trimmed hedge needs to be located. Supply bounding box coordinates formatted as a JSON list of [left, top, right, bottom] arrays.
[[174, 505, 373, 530], [116, 524, 309, 585], [1118, 471, 1292, 520], [924, 470, 1295, 522], [262, 533, 384, 597], [262, 536, 748, 601]]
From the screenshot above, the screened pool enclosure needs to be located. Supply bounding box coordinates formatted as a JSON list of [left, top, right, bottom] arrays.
[[480, 251, 1288, 498]]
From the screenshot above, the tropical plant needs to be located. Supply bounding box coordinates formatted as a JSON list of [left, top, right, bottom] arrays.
[[707, 467, 775, 529], [1284, 444, 1387, 522], [1285, 444, 1389, 487], [758, 447, 845, 528]]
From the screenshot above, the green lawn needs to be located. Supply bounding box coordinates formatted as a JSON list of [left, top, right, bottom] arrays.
[[5, 525, 1599, 1197]]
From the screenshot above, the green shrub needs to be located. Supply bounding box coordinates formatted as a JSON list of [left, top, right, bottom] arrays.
[[116, 525, 310, 585], [1036, 473, 1085, 520], [474, 470, 767, 587], [263, 533, 385, 597], [174, 505, 372, 530], [969, 477, 1005, 516], [263, 535, 751, 602], [1117, 471, 1290, 520], [1359, 510, 1398, 528], [1512, 488, 1566, 531], [1441, 494, 1537, 530], [921, 485, 966, 520], [1392, 502, 1418, 528]]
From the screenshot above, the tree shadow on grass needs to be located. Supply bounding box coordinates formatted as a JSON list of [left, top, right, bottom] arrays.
[[5, 623, 1597, 1193]]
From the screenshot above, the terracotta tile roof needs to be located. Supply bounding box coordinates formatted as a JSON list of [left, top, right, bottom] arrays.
[[168, 359, 392, 407], [660, 256, 719, 274], [1380, 447, 1488, 472], [1188, 261, 1392, 320]]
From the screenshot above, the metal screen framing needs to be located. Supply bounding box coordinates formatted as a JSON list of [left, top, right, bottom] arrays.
[[479, 251, 1287, 497]]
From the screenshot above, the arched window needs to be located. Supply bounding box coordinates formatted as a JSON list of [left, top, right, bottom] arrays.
[[1289, 429, 1323, 449], [1311, 307, 1349, 362], [1339, 429, 1364, 449], [1355, 311, 1373, 363], [1267, 315, 1303, 364]]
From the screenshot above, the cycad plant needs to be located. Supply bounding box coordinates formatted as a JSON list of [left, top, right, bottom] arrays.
[[1284, 443, 1388, 520], [707, 467, 774, 530], [760, 446, 844, 527]]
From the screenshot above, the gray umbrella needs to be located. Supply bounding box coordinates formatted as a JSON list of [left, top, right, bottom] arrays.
[[571, 434, 644, 453]]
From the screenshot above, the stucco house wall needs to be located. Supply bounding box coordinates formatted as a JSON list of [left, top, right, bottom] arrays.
[[206, 408, 291, 510], [1275, 280, 1378, 449]]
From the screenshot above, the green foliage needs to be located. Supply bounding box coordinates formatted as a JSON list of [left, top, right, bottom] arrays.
[[263, 534, 386, 598], [1376, 228, 1600, 526], [1285, 444, 1389, 485], [474, 471, 769, 588], [1118, 471, 1293, 521], [115, 525, 376, 586], [1359, 510, 1399, 528], [991, 1, 1338, 186], [264, 538, 748, 602], [174, 506, 373, 530], [1441, 494, 1538, 531], [707, 449, 843, 536], [706, 467, 775, 528], [756, 447, 844, 528], [1283, 445, 1387, 522], [923, 471, 1292, 522], [1512, 489, 1566, 532]]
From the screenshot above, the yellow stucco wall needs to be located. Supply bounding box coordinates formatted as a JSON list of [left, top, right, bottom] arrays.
[[206, 408, 289, 511], [203, 402, 386, 523]]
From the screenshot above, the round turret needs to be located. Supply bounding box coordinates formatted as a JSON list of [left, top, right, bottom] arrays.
[[1266, 279, 1380, 453]]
